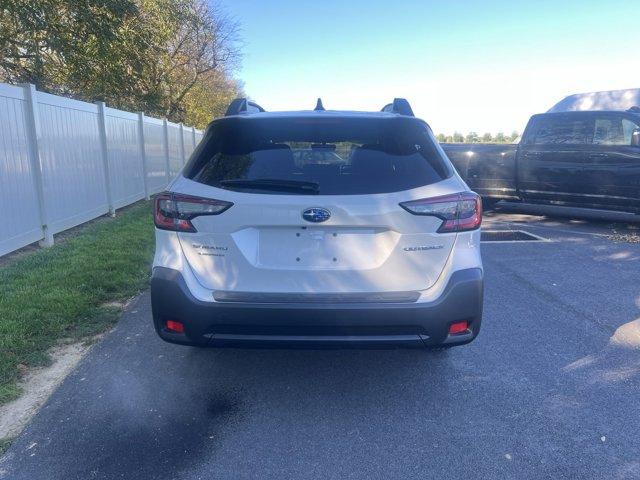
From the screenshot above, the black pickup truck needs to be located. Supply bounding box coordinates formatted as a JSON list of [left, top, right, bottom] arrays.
[[442, 109, 640, 214]]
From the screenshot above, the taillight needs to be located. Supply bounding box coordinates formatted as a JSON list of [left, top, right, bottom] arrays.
[[400, 192, 482, 233], [154, 193, 232, 232]]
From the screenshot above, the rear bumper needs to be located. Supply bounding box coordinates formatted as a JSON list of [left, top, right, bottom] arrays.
[[150, 267, 483, 349]]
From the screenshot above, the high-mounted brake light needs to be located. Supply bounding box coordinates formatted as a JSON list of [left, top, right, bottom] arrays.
[[154, 193, 232, 233], [400, 192, 482, 233]]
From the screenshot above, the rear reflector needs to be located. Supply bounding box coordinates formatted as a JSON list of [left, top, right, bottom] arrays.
[[448, 321, 469, 335], [399, 192, 482, 233], [165, 320, 185, 333]]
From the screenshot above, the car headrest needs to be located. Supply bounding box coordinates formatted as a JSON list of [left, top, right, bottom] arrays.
[[248, 144, 295, 178], [350, 145, 396, 176]]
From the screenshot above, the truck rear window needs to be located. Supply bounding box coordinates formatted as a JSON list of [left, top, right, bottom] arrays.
[[185, 116, 451, 195]]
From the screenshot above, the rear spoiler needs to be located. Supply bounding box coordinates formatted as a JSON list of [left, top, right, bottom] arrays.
[[381, 98, 414, 116], [225, 98, 266, 116]]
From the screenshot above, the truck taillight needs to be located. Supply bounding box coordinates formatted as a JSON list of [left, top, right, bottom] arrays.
[[400, 192, 482, 233], [154, 193, 233, 233]]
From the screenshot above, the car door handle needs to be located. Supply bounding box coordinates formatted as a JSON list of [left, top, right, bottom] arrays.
[[523, 152, 541, 157], [589, 153, 608, 158]]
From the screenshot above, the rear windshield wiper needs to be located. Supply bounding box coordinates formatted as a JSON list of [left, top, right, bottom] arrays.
[[218, 179, 320, 194]]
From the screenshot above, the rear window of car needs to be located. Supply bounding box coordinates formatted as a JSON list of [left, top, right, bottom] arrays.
[[185, 116, 451, 195]]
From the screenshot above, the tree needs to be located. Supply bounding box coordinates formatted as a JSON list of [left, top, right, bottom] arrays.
[[0, 0, 242, 128], [436, 133, 446, 143], [146, 0, 242, 122], [494, 132, 506, 143], [509, 130, 520, 142], [452, 131, 464, 143], [183, 71, 243, 127], [0, 0, 139, 92], [465, 132, 479, 143], [481, 132, 493, 143]]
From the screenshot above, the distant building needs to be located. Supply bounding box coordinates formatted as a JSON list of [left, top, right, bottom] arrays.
[[548, 88, 640, 113]]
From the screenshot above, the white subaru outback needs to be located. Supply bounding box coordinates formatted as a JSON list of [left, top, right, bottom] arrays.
[[151, 98, 483, 349]]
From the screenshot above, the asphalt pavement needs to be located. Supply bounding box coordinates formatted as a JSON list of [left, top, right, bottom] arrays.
[[2, 212, 640, 479]]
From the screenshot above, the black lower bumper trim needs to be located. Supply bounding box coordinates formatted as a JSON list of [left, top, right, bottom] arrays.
[[150, 267, 484, 349]]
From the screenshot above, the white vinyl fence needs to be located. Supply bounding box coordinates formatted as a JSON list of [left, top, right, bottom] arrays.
[[0, 83, 205, 257]]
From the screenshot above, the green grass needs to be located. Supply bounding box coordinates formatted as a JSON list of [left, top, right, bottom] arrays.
[[0, 201, 155, 405]]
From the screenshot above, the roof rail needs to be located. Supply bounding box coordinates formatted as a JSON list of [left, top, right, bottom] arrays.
[[381, 98, 414, 116], [225, 98, 266, 116]]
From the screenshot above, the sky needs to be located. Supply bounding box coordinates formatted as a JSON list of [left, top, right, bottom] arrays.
[[219, 0, 639, 136]]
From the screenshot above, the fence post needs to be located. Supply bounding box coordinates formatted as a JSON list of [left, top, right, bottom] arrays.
[[96, 102, 115, 216], [179, 122, 186, 165], [21, 83, 54, 247], [137, 112, 150, 200], [163, 119, 171, 185], [191, 126, 196, 150]]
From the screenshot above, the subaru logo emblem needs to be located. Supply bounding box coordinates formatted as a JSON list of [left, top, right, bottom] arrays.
[[302, 207, 331, 223]]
